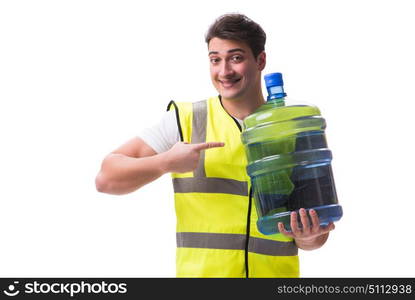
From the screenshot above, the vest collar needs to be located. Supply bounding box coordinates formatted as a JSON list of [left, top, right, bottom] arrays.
[[217, 95, 242, 132]]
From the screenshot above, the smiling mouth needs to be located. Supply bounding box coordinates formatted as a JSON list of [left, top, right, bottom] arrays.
[[219, 78, 241, 88]]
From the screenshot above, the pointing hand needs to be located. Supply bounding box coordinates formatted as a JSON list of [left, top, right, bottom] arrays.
[[163, 141, 225, 173]]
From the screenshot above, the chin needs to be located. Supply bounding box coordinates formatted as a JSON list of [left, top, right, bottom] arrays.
[[219, 89, 241, 100]]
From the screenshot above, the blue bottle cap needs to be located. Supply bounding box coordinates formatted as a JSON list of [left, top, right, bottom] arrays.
[[264, 72, 284, 88], [264, 72, 286, 100]]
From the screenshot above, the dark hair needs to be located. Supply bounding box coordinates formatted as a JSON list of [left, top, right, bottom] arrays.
[[205, 13, 266, 59]]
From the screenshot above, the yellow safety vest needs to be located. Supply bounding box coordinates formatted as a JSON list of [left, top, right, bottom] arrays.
[[167, 96, 299, 278]]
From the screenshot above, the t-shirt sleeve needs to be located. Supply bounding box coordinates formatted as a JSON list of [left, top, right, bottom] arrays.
[[138, 110, 180, 153]]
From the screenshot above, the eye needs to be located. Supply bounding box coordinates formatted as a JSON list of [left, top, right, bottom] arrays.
[[231, 55, 243, 62], [210, 57, 220, 64]]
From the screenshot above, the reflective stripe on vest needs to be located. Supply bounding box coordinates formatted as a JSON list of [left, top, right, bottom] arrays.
[[173, 177, 248, 195], [177, 232, 298, 256], [173, 100, 248, 196], [169, 97, 299, 278]]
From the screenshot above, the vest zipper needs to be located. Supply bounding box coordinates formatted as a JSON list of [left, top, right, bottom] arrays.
[[218, 95, 251, 278], [245, 186, 253, 278]]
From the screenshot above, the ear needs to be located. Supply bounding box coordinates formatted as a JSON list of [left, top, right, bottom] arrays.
[[257, 51, 266, 71]]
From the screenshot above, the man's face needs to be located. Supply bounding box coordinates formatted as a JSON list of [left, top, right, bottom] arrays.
[[208, 37, 265, 100]]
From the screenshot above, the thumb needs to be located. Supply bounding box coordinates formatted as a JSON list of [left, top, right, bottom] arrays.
[[192, 142, 225, 151]]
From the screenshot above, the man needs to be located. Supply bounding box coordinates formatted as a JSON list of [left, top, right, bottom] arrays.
[[95, 13, 335, 277]]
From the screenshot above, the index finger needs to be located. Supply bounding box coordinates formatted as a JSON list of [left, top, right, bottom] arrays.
[[192, 142, 225, 151]]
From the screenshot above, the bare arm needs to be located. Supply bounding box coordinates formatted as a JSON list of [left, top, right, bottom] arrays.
[[95, 137, 224, 195], [95, 137, 167, 195]]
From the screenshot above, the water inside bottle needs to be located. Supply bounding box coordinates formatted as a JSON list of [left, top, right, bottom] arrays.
[[242, 72, 343, 235]]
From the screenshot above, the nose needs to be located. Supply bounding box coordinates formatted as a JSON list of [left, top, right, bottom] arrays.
[[219, 61, 235, 78]]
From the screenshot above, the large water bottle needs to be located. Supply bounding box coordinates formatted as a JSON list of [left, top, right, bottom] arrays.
[[242, 72, 343, 235]]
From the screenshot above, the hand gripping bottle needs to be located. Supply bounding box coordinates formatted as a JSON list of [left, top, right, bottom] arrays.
[[241, 72, 343, 235]]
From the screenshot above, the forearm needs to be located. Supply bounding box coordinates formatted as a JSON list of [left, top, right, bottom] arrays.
[[95, 152, 169, 195], [294, 232, 329, 251]]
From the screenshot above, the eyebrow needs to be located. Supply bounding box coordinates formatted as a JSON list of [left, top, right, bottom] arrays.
[[208, 48, 246, 56]]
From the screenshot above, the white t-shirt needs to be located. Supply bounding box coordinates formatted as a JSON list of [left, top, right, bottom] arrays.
[[139, 110, 243, 153]]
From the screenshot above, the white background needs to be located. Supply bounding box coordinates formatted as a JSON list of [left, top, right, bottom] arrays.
[[1, 0, 414, 277]]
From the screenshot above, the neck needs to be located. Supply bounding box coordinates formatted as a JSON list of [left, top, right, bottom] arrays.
[[220, 89, 265, 120]]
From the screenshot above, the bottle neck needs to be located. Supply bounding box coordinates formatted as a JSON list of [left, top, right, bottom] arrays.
[[266, 85, 286, 102], [267, 97, 286, 107]]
